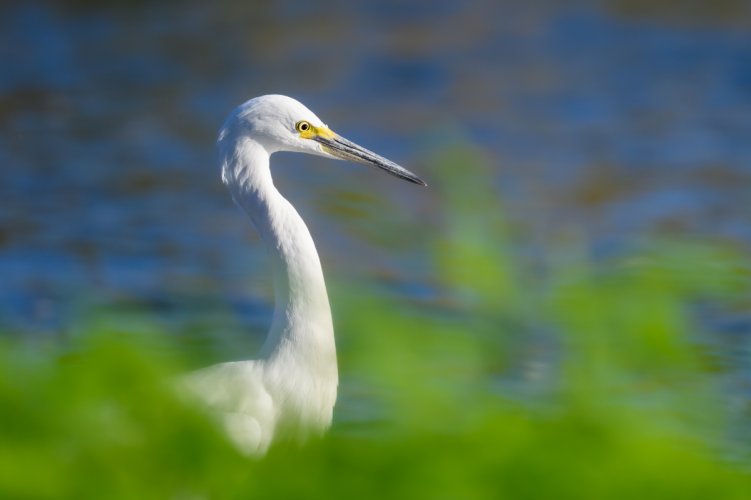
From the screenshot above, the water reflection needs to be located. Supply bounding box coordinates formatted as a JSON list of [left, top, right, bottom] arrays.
[[0, 1, 749, 342]]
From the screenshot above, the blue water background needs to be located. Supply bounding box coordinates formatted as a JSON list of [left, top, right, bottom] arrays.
[[0, 1, 749, 355]]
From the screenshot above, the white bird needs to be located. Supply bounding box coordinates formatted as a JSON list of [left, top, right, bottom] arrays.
[[180, 95, 425, 455]]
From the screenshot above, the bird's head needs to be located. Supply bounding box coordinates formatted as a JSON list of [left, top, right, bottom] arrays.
[[219, 94, 426, 186]]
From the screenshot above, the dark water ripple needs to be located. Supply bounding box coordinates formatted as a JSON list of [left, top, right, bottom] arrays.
[[0, 1, 749, 345]]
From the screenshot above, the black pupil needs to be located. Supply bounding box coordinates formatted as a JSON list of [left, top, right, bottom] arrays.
[[300, 123, 308, 131]]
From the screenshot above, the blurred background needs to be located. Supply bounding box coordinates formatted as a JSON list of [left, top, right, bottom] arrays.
[[2, 1, 751, 495], [1, 0, 750, 336]]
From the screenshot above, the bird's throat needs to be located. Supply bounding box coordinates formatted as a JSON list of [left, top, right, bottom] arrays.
[[222, 140, 337, 376]]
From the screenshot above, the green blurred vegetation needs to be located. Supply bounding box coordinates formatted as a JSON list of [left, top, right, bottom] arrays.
[[2, 146, 751, 498]]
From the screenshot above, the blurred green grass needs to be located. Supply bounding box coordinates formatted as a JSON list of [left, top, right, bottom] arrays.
[[1, 146, 750, 498]]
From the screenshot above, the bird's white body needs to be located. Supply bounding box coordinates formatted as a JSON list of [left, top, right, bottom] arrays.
[[180, 95, 424, 455]]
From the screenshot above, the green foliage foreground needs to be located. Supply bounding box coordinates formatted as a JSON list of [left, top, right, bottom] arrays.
[[1, 148, 750, 498]]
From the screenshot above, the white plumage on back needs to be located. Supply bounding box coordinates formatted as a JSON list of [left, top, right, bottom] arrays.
[[180, 95, 424, 455]]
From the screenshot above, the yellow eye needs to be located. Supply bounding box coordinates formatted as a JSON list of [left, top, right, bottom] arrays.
[[295, 121, 311, 133]]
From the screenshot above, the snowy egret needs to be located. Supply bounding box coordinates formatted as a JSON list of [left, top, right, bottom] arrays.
[[181, 95, 425, 455]]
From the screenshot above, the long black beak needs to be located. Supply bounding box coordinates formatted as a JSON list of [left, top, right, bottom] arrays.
[[314, 134, 427, 186]]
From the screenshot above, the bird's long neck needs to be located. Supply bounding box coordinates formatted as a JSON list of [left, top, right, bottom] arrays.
[[222, 138, 337, 376]]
